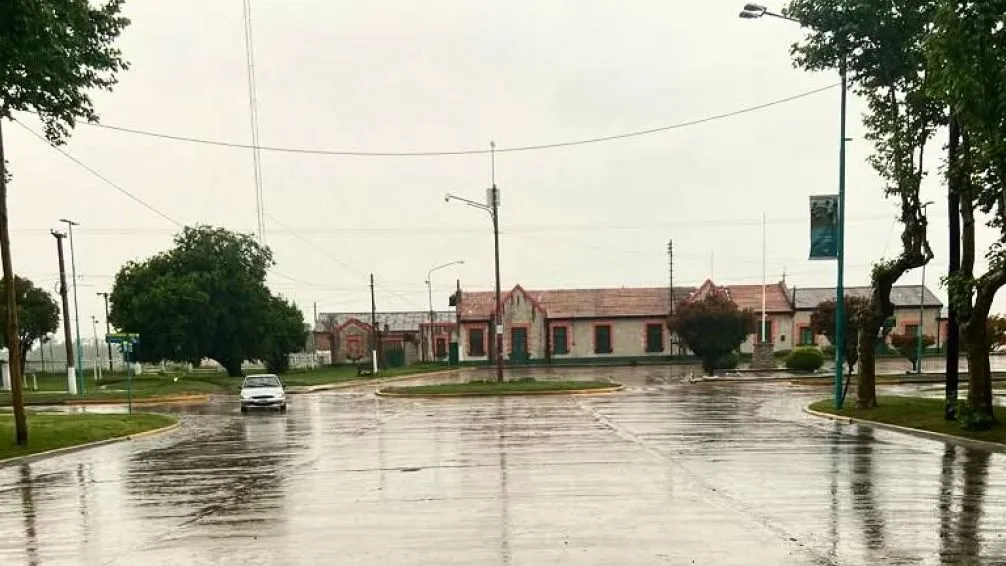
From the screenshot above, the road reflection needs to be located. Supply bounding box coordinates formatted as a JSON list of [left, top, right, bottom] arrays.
[[18, 465, 39, 566], [939, 445, 990, 563], [850, 429, 885, 552]]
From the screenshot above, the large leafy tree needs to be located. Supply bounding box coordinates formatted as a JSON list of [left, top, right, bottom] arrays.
[[786, 0, 942, 408], [668, 292, 754, 376], [810, 296, 870, 376], [110, 226, 302, 377], [0, 276, 59, 375], [262, 295, 307, 374], [0, 0, 129, 445], [927, 0, 1006, 421]]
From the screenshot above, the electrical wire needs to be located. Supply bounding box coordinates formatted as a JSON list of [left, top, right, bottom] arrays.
[[16, 120, 184, 228], [81, 84, 839, 157]]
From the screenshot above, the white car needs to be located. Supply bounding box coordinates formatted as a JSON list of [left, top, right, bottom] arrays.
[[240, 374, 287, 413]]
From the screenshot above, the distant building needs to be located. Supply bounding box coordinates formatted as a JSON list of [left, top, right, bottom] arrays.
[[314, 311, 456, 365], [789, 285, 943, 348], [456, 280, 793, 362]]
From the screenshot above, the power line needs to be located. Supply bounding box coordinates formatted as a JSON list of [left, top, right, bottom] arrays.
[[241, 0, 266, 241], [81, 84, 839, 158], [264, 212, 425, 309], [16, 120, 184, 227]]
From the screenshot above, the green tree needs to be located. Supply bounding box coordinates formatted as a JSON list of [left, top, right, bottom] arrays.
[[0, 276, 59, 375], [668, 292, 754, 376], [889, 332, 935, 369], [262, 295, 306, 374], [110, 226, 283, 377], [0, 0, 129, 445], [928, 0, 1006, 421], [786, 0, 942, 408], [809, 296, 871, 376], [986, 315, 1006, 353]]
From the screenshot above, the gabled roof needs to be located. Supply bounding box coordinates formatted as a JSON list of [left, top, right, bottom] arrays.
[[460, 286, 696, 321], [685, 279, 793, 313], [314, 311, 455, 333], [790, 285, 942, 310]]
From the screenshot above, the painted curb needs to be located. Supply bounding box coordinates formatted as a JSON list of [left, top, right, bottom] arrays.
[[0, 419, 181, 468], [287, 368, 472, 394], [375, 383, 625, 398], [803, 406, 1006, 453], [62, 394, 210, 406]]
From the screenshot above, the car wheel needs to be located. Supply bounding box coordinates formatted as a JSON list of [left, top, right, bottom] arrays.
[[240, 405, 248, 413], [279, 403, 287, 412]]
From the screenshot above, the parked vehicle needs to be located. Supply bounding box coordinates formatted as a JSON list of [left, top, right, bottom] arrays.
[[239, 374, 287, 413]]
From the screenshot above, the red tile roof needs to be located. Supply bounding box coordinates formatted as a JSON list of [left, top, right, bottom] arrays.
[[686, 279, 792, 313], [460, 281, 793, 321], [460, 286, 695, 321]]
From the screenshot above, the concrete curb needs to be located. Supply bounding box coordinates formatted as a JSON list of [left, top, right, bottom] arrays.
[[803, 406, 1006, 453], [0, 419, 181, 468], [62, 394, 210, 406], [375, 383, 625, 398], [287, 368, 470, 394]]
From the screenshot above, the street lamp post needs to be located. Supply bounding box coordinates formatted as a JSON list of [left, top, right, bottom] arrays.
[[916, 201, 934, 373], [740, 3, 849, 409], [445, 142, 504, 383], [426, 260, 465, 362], [97, 292, 114, 372], [59, 218, 84, 393]]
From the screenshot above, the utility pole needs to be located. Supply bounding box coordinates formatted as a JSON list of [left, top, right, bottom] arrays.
[[370, 273, 380, 373], [946, 114, 962, 420], [490, 143, 504, 384], [668, 239, 675, 356], [91, 315, 101, 382], [443, 141, 505, 383], [97, 292, 113, 372], [51, 230, 77, 394], [59, 218, 83, 393]]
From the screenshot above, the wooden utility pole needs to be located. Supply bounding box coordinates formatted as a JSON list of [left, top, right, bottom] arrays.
[[52, 231, 77, 394]]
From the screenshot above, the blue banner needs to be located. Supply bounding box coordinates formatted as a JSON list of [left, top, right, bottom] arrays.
[[809, 195, 839, 259]]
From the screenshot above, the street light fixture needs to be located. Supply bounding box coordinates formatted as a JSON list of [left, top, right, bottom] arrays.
[[916, 201, 935, 373], [445, 142, 504, 383], [740, 4, 849, 409], [59, 217, 84, 393], [425, 260, 465, 362]]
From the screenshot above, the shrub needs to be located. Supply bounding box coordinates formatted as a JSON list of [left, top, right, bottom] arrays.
[[786, 347, 825, 372], [890, 332, 935, 367], [715, 351, 740, 371]]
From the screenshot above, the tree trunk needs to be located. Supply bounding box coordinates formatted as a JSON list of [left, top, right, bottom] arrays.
[[856, 321, 878, 408], [19, 339, 29, 378], [964, 277, 1004, 419], [0, 119, 27, 445], [220, 359, 243, 377]]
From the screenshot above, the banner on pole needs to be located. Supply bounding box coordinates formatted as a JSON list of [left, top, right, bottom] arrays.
[[809, 195, 839, 259]]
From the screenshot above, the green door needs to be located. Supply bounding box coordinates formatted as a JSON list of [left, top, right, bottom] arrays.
[[511, 328, 529, 364]]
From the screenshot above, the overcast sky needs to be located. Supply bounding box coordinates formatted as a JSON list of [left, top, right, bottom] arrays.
[[5, 0, 999, 339]]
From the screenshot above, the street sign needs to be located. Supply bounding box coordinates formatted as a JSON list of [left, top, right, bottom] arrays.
[[106, 332, 140, 344]]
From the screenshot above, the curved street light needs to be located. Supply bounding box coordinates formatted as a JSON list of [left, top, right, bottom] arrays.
[[740, 3, 848, 408], [425, 260, 465, 362]]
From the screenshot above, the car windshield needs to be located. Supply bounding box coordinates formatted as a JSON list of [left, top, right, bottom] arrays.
[[244, 376, 281, 388]]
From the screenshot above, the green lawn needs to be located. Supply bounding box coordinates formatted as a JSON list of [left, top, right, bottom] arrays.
[[809, 396, 1006, 445], [1, 412, 176, 461], [381, 379, 619, 396], [2, 363, 454, 405]]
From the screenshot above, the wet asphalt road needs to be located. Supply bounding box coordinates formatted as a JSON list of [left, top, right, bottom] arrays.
[[2, 366, 1005, 565]]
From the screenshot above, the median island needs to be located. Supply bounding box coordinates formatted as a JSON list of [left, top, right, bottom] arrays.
[[1, 413, 177, 462], [377, 378, 622, 397], [808, 396, 1006, 445]]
